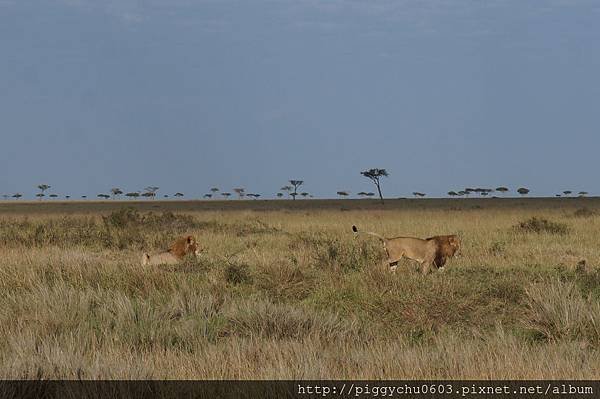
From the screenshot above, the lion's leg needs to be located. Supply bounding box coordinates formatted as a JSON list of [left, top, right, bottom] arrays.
[[421, 260, 432, 275], [388, 253, 403, 273]]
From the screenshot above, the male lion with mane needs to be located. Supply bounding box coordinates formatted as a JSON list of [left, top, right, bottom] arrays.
[[426, 235, 461, 269], [352, 225, 438, 274], [141, 235, 202, 266]]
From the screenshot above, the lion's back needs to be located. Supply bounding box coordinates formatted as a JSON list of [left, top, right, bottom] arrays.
[[388, 237, 437, 261], [142, 251, 180, 266]]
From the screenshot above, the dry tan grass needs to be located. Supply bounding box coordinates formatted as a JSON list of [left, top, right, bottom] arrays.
[[1, 200, 599, 379]]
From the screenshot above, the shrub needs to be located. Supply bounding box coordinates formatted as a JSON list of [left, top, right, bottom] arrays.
[[515, 217, 569, 235], [224, 262, 253, 285]]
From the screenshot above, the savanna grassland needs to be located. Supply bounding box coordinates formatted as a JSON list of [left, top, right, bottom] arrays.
[[0, 198, 599, 379]]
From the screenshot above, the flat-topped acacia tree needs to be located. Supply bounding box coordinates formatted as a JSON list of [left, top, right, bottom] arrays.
[[144, 186, 159, 199], [289, 180, 303, 200], [233, 188, 245, 199], [495, 187, 509, 196], [111, 188, 123, 199], [361, 168, 388, 204], [37, 184, 50, 200]]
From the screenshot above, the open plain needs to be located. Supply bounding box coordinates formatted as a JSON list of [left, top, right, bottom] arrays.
[[0, 198, 599, 379]]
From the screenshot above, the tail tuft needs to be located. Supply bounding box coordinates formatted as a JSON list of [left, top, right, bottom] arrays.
[[352, 225, 358, 233]]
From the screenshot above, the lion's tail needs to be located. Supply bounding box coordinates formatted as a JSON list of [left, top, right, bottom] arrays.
[[352, 225, 386, 242]]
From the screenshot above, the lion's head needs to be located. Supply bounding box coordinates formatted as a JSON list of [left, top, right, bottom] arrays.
[[169, 235, 202, 259], [427, 234, 461, 268]]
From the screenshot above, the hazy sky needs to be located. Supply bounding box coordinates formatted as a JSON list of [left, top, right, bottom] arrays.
[[1, 0, 599, 199]]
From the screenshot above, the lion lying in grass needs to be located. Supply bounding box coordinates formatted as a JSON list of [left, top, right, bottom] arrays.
[[352, 225, 438, 274], [142, 235, 202, 266]]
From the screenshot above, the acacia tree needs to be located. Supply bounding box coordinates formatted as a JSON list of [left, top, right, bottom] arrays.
[[111, 188, 123, 199], [125, 192, 140, 199], [288, 180, 303, 201], [1, 194, 8, 200], [563, 190, 572, 197], [144, 186, 159, 199], [37, 184, 50, 200], [517, 187, 530, 196], [221, 192, 232, 199], [210, 187, 219, 195], [233, 188, 245, 199], [12, 193, 22, 200], [495, 187, 509, 196], [361, 168, 388, 204], [337, 191, 349, 198], [174, 192, 184, 198], [464, 188, 476, 197], [578, 191, 588, 197]]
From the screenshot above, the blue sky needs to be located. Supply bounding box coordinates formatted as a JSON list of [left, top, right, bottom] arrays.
[[1, 0, 599, 199]]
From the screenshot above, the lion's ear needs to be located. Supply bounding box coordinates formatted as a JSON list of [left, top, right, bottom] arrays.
[[187, 236, 194, 244]]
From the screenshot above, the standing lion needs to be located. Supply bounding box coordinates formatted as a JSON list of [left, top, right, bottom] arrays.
[[141, 235, 202, 266], [352, 225, 438, 274]]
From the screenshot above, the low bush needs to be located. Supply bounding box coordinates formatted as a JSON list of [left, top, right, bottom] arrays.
[[515, 217, 569, 235]]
